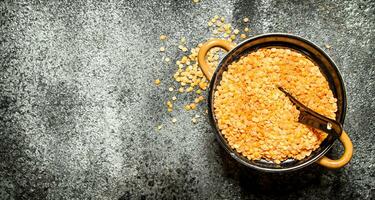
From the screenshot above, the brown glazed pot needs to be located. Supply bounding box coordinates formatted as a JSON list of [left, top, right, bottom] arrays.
[[198, 33, 353, 172]]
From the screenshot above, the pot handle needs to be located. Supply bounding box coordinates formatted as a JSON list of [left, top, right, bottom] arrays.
[[198, 39, 235, 81], [317, 130, 353, 168]]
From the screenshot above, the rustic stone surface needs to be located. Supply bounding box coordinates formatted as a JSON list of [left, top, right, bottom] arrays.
[[0, 0, 374, 199]]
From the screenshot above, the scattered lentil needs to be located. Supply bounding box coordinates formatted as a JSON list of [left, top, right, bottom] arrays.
[[160, 16, 251, 113], [191, 118, 197, 123], [160, 35, 167, 40], [190, 103, 197, 110], [186, 87, 194, 92], [166, 101, 173, 107], [185, 105, 191, 111]]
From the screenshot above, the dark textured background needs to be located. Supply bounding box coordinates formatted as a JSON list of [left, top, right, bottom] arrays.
[[0, 0, 374, 199]]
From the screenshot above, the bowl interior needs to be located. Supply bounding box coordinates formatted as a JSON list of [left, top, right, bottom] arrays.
[[208, 34, 346, 172]]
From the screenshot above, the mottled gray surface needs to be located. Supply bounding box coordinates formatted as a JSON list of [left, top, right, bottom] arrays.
[[0, 0, 374, 199]]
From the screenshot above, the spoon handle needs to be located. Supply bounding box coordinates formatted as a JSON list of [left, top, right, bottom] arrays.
[[298, 109, 342, 139], [278, 87, 342, 139]]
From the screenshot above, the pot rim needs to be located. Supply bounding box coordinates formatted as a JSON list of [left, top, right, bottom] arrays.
[[207, 33, 347, 172]]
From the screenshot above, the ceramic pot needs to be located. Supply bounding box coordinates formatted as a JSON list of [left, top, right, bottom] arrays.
[[198, 33, 353, 172]]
